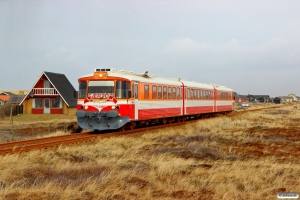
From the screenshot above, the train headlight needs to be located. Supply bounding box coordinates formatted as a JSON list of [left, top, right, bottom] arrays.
[[112, 105, 116, 109], [84, 105, 89, 110]]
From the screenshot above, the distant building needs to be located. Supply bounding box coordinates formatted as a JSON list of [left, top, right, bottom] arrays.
[[233, 92, 241, 104], [273, 97, 281, 104], [288, 93, 300, 102], [19, 71, 77, 114], [280, 96, 293, 104], [239, 95, 251, 103], [0, 95, 10, 106], [240, 94, 271, 103]]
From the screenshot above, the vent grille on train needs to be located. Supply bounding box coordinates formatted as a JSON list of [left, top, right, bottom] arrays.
[[95, 68, 111, 72]]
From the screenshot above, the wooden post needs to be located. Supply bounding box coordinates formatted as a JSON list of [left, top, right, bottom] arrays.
[[11, 125, 14, 140], [9, 105, 13, 124]]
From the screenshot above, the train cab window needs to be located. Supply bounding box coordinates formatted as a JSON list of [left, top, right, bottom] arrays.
[[188, 88, 191, 99], [144, 85, 149, 99], [172, 87, 176, 99], [132, 84, 134, 98], [163, 86, 167, 99], [152, 85, 157, 99], [116, 81, 130, 98], [132, 83, 138, 99], [168, 87, 172, 99], [78, 81, 87, 98], [158, 86, 162, 99]]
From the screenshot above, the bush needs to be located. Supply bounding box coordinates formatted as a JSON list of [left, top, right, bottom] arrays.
[[0, 105, 18, 118]]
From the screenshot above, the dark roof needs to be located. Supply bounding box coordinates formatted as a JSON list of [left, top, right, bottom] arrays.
[[233, 92, 241, 100], [20, 71, 77, 107], [0, 92, 15, 95], [239, 95, 251, 100], [43, 72, 77, 107], [7, 95, 26, 104], [240, 94, 271, 99]]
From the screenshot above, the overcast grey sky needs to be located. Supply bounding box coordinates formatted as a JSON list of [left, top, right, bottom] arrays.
[[1, 0, 299, 97]]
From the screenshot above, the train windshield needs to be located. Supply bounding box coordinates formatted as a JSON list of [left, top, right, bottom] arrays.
[[78, 81, 87, 98], [88, 81, 114, 99]]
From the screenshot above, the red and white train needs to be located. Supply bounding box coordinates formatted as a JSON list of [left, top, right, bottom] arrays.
[[76, 68, 234, 131]]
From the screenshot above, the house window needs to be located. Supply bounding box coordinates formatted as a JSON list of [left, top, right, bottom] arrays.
[[52, 98, 62, 108], [32, 98, 42, 108]]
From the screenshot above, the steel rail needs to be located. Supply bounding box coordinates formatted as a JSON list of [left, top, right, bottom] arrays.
[[0, 121, 189, 155]]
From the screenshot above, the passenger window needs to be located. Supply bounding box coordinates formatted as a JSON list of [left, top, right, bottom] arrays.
[[188, 88, 190, 99], [194, 89, 197, 99], [163, 86, 167, 99], [158, 86, 162, 99], [144, 85, 149, 99], [172, 87, 176, 99], [152, 85, 157, 99], [190, 89, 193, 99], [177, 88, 181, 99], [168, 87, 172, 99]]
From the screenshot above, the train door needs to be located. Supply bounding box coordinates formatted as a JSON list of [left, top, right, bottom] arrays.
[[213, 87, 217, 112], [181, 84, 186, 115], [44, 98, 50, 114], [132, 82, 139, 120]]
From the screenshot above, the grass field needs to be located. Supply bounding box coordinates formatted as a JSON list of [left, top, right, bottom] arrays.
[[0, 104, 299, 199]]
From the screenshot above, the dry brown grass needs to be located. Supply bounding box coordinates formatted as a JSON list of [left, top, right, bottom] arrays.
[[0, 104, 299, 199], [0, 114, 78, 143]]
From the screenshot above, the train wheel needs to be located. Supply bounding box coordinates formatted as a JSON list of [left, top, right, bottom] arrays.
[[129, 122, 136, 130], [119, 125, 126, 132], [162, 119, 167, 125]]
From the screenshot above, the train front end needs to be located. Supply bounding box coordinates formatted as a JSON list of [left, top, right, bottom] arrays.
[[76, 69, 131, 131]]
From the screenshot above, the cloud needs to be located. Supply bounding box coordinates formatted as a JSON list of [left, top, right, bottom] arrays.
[[162, 37, 300, 71]]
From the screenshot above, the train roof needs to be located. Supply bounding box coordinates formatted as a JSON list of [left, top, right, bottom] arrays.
[[80, 68, 232, 90]]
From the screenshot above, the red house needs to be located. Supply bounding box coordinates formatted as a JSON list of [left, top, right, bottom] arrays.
[[20, 72, 77, 114]]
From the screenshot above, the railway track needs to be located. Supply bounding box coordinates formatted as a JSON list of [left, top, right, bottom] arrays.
[[0, 105, 283, 156], [0, 121, 190, 155]]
